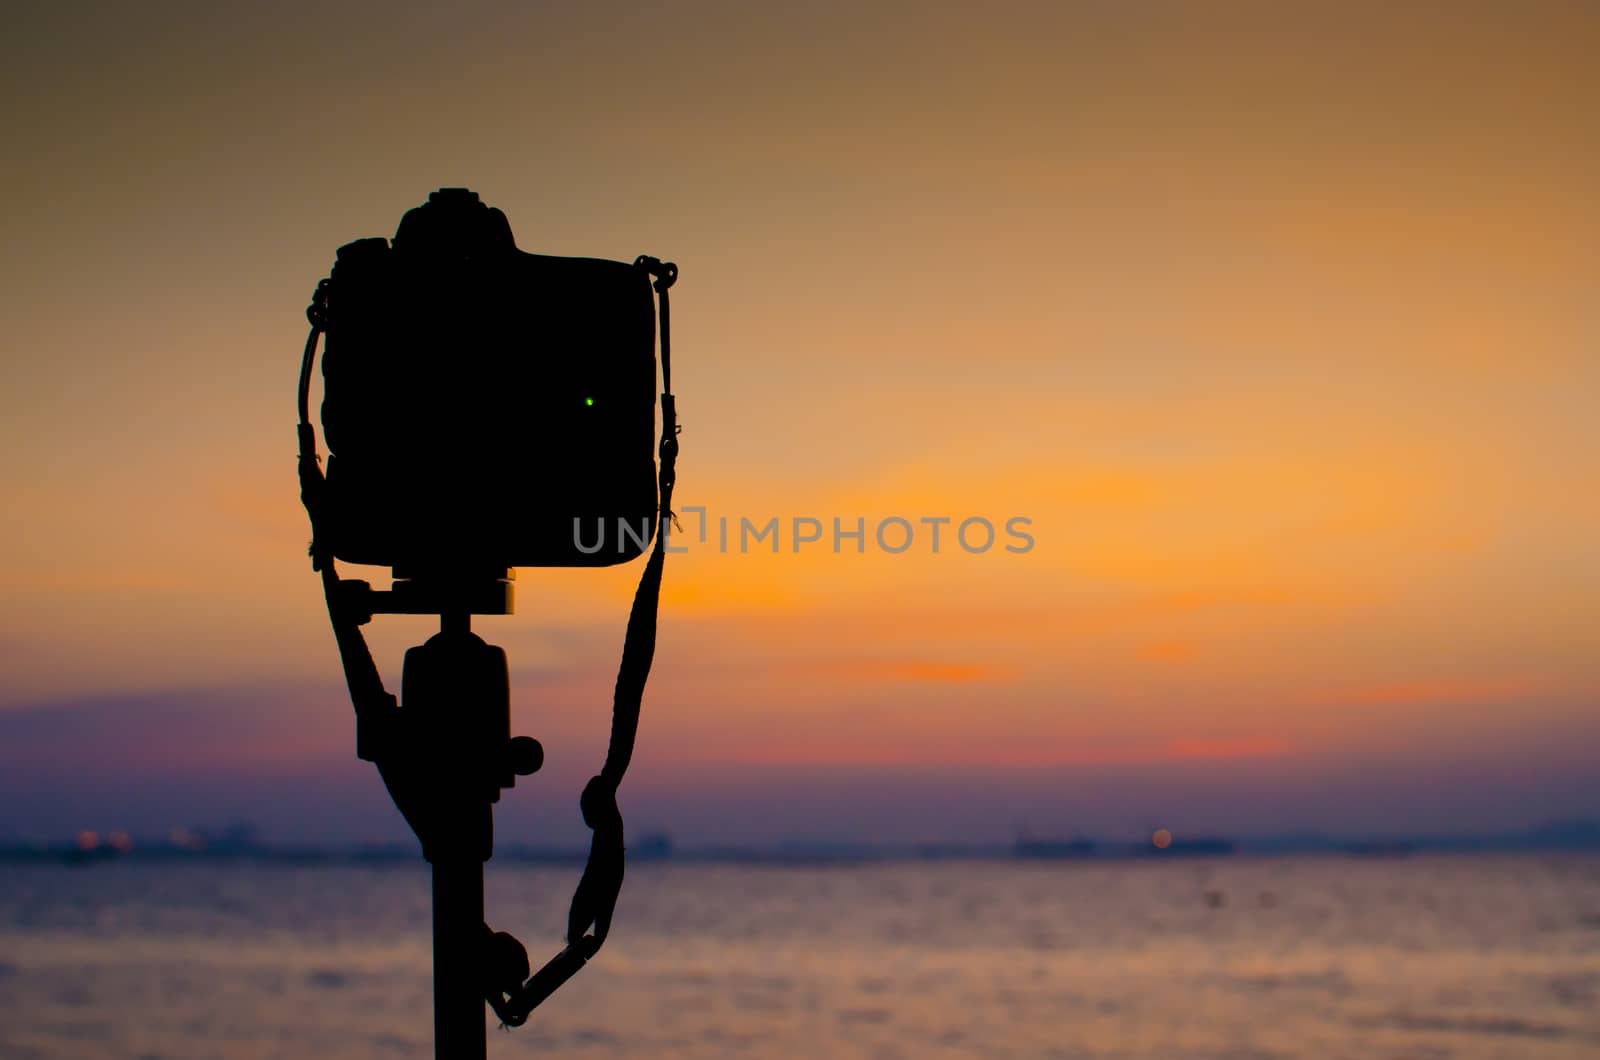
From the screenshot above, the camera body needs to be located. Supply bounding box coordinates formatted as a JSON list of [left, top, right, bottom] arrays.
[[316, 189, 660, 571]]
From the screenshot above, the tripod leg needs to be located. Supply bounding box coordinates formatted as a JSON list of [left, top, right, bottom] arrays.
[[433, 857, 487, 1058], [400, 618, 509, 1059]]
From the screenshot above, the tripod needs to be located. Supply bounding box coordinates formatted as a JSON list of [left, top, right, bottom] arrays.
[[323, 569, 537, 1058], [317, 542, 663, 1055]]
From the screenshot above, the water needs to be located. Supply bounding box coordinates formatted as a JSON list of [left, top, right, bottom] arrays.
[[1, 856, 1597, 1058]]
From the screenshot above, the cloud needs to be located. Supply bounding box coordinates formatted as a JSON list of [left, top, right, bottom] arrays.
[[0, 682, 348, 779], [717, 657, 1007, 685], [1343, 677, 1538, 707], [702, 733, 1296, 769], [1164, 737, 1293, 761], [1137, 639, 1200, 663]]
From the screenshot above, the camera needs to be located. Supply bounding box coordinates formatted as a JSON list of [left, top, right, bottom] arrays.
[[313, 188, 661, 571]]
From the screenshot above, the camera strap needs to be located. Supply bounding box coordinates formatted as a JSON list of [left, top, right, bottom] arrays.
[[488, 257, 680, 1027], [296, 257, 681, 1028]]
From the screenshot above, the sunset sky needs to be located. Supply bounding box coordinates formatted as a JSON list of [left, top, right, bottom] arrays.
[[2, 2, 1596, 847]]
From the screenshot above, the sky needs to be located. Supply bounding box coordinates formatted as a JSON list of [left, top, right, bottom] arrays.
[[1, 1, 1596, 847]]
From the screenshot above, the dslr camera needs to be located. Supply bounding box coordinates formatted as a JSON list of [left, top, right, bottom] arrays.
[[311, 188, 664, 573]]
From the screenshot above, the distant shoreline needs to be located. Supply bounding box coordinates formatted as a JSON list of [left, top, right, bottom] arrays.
[[4, 819, 1599, 869]]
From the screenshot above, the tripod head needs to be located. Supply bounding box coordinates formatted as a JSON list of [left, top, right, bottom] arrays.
[[330, 566, 515, 623]]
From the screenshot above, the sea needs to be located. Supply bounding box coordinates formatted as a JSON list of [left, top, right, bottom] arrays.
[[1, 855, 1597, 1058]]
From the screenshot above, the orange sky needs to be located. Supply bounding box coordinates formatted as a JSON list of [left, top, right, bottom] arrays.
[[1, 2, 1596, 843]]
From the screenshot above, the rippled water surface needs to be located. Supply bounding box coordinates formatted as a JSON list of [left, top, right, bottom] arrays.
[[1, 856, 1597, 1058]]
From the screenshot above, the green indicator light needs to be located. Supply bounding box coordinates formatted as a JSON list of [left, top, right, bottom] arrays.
[[584, 396, 595, 407]]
